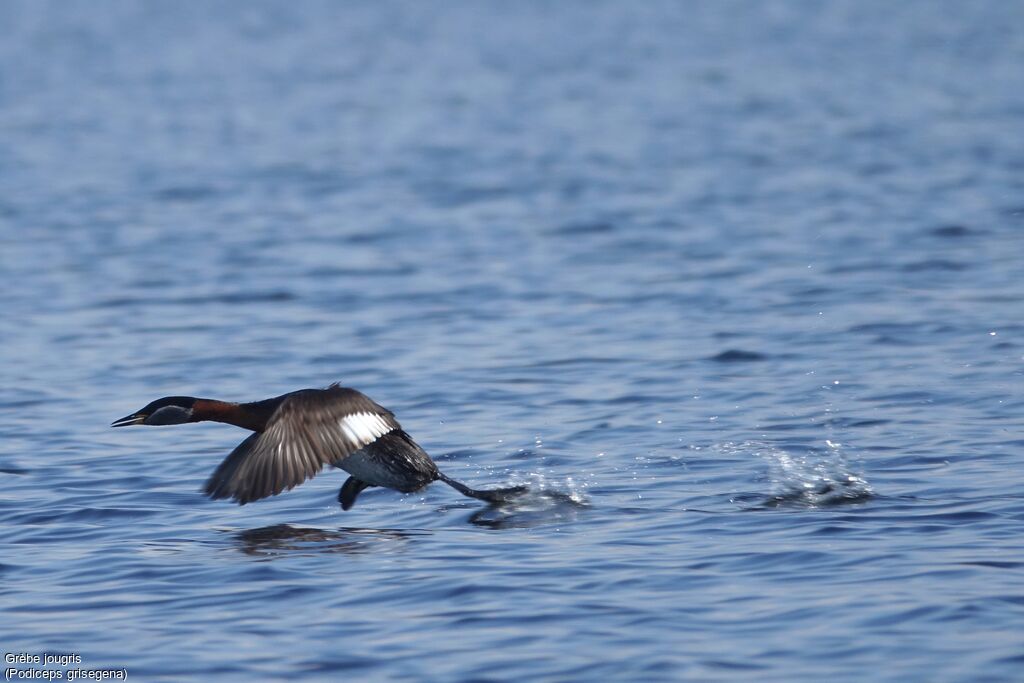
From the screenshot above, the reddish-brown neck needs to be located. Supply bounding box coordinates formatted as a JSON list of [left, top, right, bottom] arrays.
[[192, 399, 270, 432]]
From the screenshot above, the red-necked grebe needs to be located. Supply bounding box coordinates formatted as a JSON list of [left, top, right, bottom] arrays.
[[112, 383, 525, 510]]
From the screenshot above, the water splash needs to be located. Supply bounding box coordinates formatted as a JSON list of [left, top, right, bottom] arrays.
[[467, 473, 589, 529], [720, 440, 873, 508]]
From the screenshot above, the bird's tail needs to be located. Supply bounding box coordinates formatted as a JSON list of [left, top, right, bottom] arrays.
[[436, 471, 528, 504]]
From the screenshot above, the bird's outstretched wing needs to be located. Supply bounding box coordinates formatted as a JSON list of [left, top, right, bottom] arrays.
[[203, 386, 400, 504]]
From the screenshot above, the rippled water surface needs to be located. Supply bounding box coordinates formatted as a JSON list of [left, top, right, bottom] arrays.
[[2, 2, 1024, 681]]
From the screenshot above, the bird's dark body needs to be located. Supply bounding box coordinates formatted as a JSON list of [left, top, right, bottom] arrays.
[[112, 384, 526, 510], [343, 430, 438, 492]]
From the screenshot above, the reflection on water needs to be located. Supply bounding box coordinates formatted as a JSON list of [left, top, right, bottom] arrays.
[[232, 524, 423, 558], [468, 499, 586, 529], [733, 481, 874, 510]]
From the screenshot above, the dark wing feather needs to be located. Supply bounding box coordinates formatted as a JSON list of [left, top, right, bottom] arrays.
[[203, 433, 261, 502], [203, 387, 400, 504]]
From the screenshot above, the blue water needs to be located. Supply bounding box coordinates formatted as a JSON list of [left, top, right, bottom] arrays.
[[2, 2, 1023, 680]]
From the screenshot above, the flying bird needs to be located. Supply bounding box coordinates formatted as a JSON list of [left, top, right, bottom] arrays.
[[112, 384, 525, 510]]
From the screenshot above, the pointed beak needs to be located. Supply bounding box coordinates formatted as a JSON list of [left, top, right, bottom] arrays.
[[111, 413, 146, 428]]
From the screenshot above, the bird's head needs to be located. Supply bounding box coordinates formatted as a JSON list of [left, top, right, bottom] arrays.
[[111, 396, 197, 427]]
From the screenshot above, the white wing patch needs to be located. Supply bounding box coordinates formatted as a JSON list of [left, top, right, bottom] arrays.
[[339, 411, 393, 446]]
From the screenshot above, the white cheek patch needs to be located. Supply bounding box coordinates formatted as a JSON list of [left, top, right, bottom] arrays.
[[148, 405, 192, 425], [339, 412, 392, 446]]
